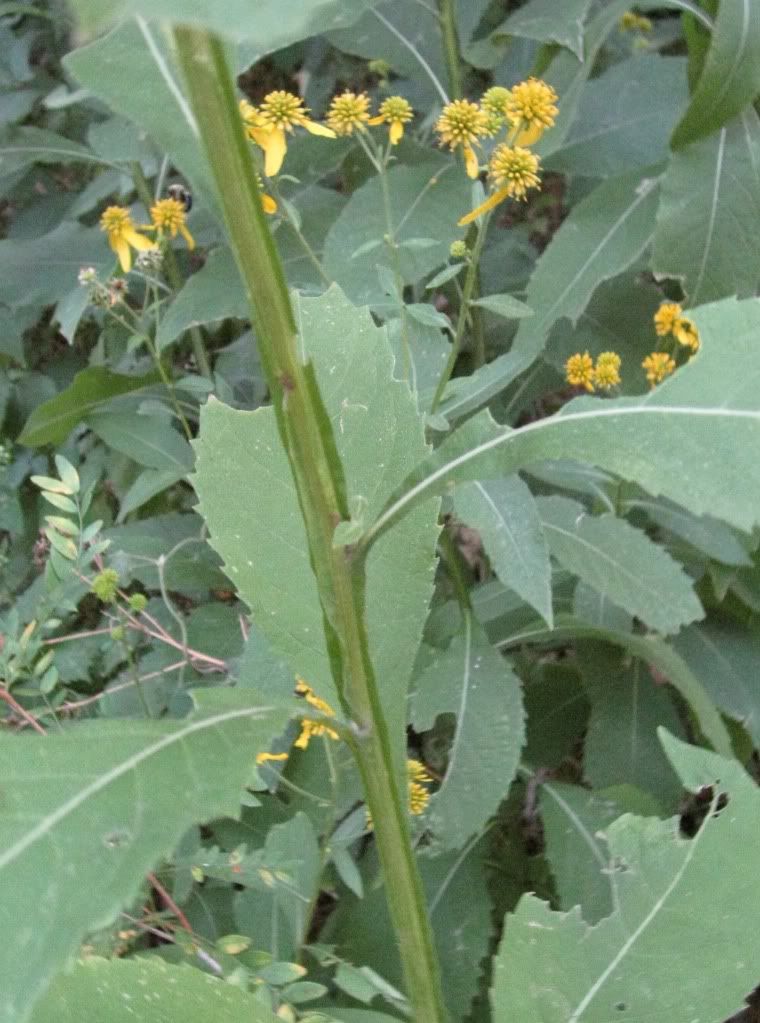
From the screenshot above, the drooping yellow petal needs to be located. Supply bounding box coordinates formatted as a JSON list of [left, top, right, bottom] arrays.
[[389, 120, 404, 144], [303, 118, 336, 139], [458, 185, 511, 226], [263, 128, 287, 176], [179, 223, 196, 250], [113, 237, 132, 273], [464, 144, 480, 179], [367, 114, 384, 126], [124, 226, 157, 252], [261, 193, 278, 215], [508, 121, 545, 146]]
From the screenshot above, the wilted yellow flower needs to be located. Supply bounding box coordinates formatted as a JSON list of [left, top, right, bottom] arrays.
[[241, 92, 335, 177], [458, 145, 541, 225], [369, 95, 414, 144], [673, 317, 700, 351], [642, 351, 676, 386], [327, 91, 372, 136], [565, 351, 596, 392], [654, 301, 683, 336], [99, 205, 157, 273], [294, 678, 340, 749], [435, 99, 488, 179], [593, 351, 622, 390], [505, 77, 558, 146], [149, 197, 195, 250]]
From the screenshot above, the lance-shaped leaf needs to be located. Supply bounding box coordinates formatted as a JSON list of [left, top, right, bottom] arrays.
[[0, 689, 291, 1023], [411, 614, 525, 851], [366, 297, 760, 544], [537, 496, 702, 635], [671, 0, 760, 149], [454, 477, 552, 627], [193, 287, 440, 779], [30, 957, 279, 1023], [509, 169, 661, 365], [653, 109, 760, 305], [491, 734, 760, 1022], [493, 0, 594, 58]]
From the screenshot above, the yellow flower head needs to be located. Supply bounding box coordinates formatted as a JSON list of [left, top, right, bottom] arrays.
[[366, 758, 432, 831], [149, 197, 195, 251], [654, 301, 683, 336], [458, 145, 541, 225], [593, 351, 622, 390], [673, 316, 700, 351], [327, 91, 372, 136], [505, 77, 558, 146], [620, 11, 653, 31], [435, 99, 488, 179], [480, 85, 511, 134], [241, 92, 335, 177], [99, 205, 157, 273], [642, 351, 676, 387], [565, 351, 596, 392], [369, 95, 413, 144], [294, 678, 340, 749]]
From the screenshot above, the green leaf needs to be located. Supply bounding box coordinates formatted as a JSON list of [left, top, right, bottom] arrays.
[[194, 287, 440, 779], [630, 496, 752, 567], [491, 734, 760, 1022], [673, 620, 760, 746], [411, 615, 525, 851], [156, 248, 249, 352], [494, 0, 594, 58], [0, 689, 290, 1023], [30, 957, 279, 1023], [0, 222, 111, 311], [469, 293, 533, 319], [369, 298, 760, 542], [0, 125, 103, 177], [116, 468, 187, 521], [546, 56, 688, 178], [453, 477, 552, 627], [323, 164, 471, 308], [509, 170, 660, 365], [537, 496, 703, 635], [69, 0, 380, 48], [88, 413, 194, 472], [671, 0, 760, 148], [18, 368, 161, 447], [653, 109, 760, 304], [64, 21, 218, 214], [438, 350, 533, 425], [579, 642, 685, 807]]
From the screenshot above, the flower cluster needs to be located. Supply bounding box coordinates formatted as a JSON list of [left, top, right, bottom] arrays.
[[565, 350, 621, 393], [99, 197, 198, 273], [366, 758, 433, 830], [642, 351, 676, 386], [293, 678, 340, 749], [642, 301, 699, 388], [438, 78, 557, 226]]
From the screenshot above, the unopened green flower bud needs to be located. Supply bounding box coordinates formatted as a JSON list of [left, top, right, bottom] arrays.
[[128, 593, 148, 613], [92, 568, 119, 603], [449, 240, 469, 260]]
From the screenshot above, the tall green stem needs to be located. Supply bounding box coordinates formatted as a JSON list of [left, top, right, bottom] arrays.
[[172, 27, 448, 1023], [437, 0, 463, 99]]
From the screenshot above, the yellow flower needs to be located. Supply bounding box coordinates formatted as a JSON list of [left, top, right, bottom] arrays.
[[642, 351, 676, 387], [505, 77, 558, 146], [367, 759, 433, 830], [368, 95, 413, 144], [242, 92, 335, 177], [326, 91, 372, 136], [673, 316, 700, 351], [620, 11, 652, 31], [565, 351, 596, 392], [480, 85, 511, 134], [654, 301, 683, 336], [294, 678, 340, 749], [99, 205, 157, 273], [458, 145, 541, 225], [435, 99, 489, 179], [593, 351, 621, 390], [149, 197, 195, 251]]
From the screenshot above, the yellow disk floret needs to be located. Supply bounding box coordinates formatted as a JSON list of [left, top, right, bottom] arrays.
[[654, 301, 683, 336], [565, 351, 596, 392], [369, 95, 414, 144], [327, 91, 372, 136], [593, 351, 622, 390], [435, 99, 488, 178], [149, 197, 195, 250], [642, 351, 676, 386]]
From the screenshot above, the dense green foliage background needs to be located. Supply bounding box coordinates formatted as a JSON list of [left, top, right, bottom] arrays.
[[2, 1, 760, 1021]]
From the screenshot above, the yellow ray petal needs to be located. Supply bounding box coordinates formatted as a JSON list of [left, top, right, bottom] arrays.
[[180, 224, 196, 250], [389, 121, 404, 144], [261, 194, 278, 215], [458, 185, 511, 226], [113, 237, 131, 273], [264, 128, 287, 176], [464, 144, 480, 179], [304, 119, 336, 139]]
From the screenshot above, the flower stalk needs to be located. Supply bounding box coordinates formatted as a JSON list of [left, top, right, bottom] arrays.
[[172, 26, 448, 1023]]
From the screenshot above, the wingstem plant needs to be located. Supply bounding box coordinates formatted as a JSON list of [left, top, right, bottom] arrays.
[[172, 27, 449, 1023]]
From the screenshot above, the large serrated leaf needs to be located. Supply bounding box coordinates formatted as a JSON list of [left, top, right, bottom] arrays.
[[411, 615, 525, 851], [0, 689, 290, 1023], [491, 734, 760, 1022], [369, 297, 760, 542], [653, 109, 760, 304], [193, 287, 440, 778], [30, 957, 279, 1023], [494, 0, 593, 58]]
